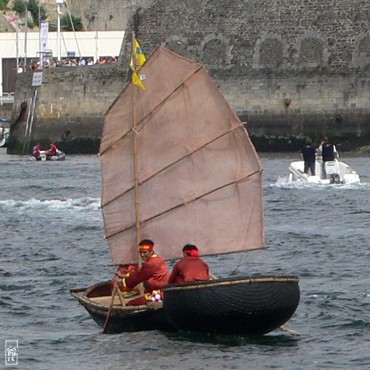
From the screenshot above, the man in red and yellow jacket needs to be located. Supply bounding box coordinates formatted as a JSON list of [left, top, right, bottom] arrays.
[[114, 239, 170, 306]]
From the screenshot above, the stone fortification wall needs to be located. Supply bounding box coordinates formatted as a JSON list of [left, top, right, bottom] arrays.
[[68, 0, 152, 32], [8, 0, 370, 154], [120, 0, 370, 150], [0, 103, 12, 119], [8, 65, 126, 154]]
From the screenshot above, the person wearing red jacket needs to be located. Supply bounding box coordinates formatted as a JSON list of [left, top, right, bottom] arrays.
[[32, 144, 41, 160], [114, 239, 170, 306], [168, 244, 210, 284], [46, 143, 58, 157]]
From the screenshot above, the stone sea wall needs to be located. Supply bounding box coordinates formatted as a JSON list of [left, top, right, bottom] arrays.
[[0, 103, 12, 119], [8, 0, 370, 154], [8, 64, 127, 154], [119, 0, 370, 151]]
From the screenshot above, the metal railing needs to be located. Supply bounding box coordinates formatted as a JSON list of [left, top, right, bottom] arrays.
[[0, 93, 15, 105]]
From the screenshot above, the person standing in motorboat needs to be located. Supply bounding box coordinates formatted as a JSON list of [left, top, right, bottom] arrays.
[[318, 137, 338, 161], [300, 137, 316, 176], [318, 137, 339, 179]]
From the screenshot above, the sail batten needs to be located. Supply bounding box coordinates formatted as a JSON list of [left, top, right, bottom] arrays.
[[101, 124, 252, 208], [100, 47, 264, 265], [104, 169, 261, 241], [99, 127, 132, 156], [100, 58, 204, 155], [132, 65, 204, 130]]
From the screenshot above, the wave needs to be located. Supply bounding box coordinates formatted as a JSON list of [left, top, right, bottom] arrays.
[[269, 177, 370, 190], [0, 197, 101, 212]]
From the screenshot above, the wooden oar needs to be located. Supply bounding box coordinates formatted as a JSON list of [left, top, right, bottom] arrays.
[[116, 285, 126, 306], [102, 283, 117, 334]]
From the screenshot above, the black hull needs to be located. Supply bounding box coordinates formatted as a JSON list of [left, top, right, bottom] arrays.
[[70, 281, 173, 334], [71, 275, 299, 336], [162, 275, 300, 336]]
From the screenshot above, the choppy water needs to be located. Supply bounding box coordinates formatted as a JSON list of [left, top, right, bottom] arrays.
[[1, 148, 369, 370]]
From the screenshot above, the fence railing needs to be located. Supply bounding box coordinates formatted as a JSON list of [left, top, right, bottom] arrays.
[[0, 92, 15, 105]]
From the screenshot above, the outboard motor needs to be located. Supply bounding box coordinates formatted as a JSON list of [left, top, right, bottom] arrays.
[[330, 173, 341, 184], [325, 161, 341, 184]]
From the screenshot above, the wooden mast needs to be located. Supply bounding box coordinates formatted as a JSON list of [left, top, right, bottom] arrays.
[[131, 32, 144, 295], [132, 32, 142, 251]]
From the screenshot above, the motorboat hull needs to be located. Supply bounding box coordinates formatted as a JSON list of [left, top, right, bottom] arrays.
[[288, 160, 360, 185]]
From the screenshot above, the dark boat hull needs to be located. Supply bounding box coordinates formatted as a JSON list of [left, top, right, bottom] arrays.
[[71, 275, 299, 335], [162, 275, 300, 336], [70, 281, 173, 334]]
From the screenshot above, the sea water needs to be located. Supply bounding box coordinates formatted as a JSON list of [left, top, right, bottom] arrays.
[[0, 149, 369, 370]]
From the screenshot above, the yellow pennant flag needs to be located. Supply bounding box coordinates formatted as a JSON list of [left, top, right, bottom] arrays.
[[134, 39, 146, 68], [132, 71, 146, 90], [130, 37, 146, 90]]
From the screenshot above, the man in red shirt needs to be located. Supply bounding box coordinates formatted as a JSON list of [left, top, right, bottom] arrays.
[[168, 244, 210, 284], [46, 143, 58, 157], [114, 239, 170, 306]]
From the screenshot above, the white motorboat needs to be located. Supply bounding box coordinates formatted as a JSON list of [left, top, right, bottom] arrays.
[[288, 159, 360, 185]]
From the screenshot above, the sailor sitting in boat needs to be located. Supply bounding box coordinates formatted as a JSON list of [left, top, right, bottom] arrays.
[[45, 143, 58, 157], [32, 144, 42, 160], [168, 244, 210, 284], [112, 239, 170, 306]]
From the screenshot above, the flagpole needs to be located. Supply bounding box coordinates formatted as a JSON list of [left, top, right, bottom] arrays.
[[56, 0, 63, 62], [132, 32, 141, 245], [131, 32, 143, 266], [24, 0, 28, 72], [39, 3, 42, 66], [131, 32, 145, 297]]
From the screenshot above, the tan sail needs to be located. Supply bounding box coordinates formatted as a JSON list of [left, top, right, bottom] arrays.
[[99, 46, 264, 265]]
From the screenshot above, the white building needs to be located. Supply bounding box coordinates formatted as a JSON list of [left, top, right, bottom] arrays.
[[0, 30, 124, 100]]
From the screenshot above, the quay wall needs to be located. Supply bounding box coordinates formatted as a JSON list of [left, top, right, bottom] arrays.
[[0, 102, 12, 119], [8, 65, 126, 154], [8, 0, 370, 154], [120, 0, 370, 151]]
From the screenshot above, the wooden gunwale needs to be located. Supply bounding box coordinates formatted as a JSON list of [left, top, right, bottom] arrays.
[[70, 289, 163, 312]]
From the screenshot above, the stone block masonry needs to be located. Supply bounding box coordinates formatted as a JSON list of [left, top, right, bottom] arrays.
[[119, 0, 370, 151], [8, 0, 370, 154], [8, 65, 127, 154]]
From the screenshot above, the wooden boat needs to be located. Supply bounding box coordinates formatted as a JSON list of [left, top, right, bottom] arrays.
[[71, 281, 173, 333], [71, 40, 300, 335], [163, 275, 299, 335]]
